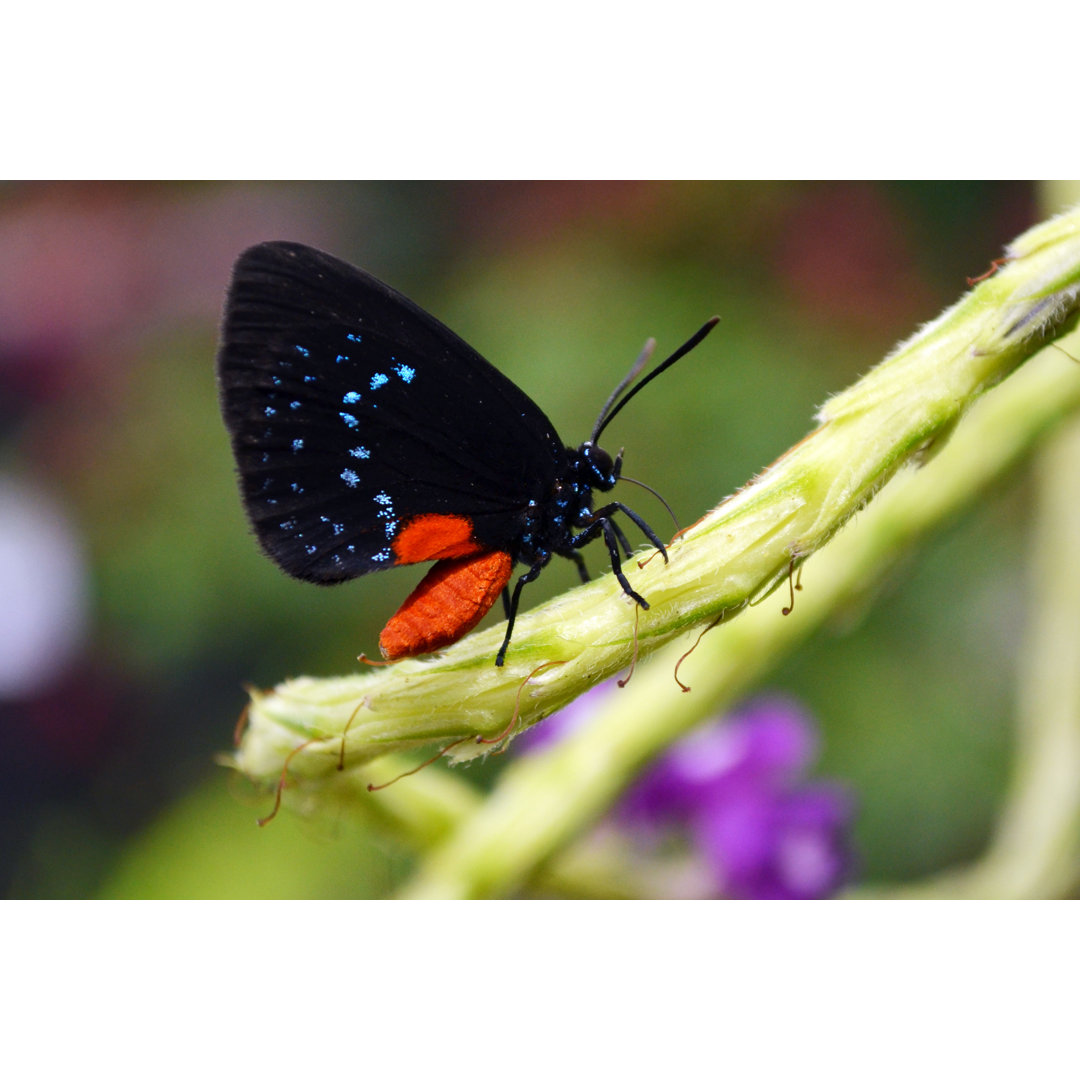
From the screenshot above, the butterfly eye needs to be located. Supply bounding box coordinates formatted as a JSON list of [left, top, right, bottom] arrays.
[[577, 442, 616, 488], [589, 444, 613, 475]]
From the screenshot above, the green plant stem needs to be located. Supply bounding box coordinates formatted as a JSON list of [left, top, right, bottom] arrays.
[[891, 416, 1080, 898], [231, 330, 1080, 897], [401, 342, 1080, 897], [232, 206, 1080, 814]]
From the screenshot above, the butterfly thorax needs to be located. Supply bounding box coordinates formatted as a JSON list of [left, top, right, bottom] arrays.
[[511, 441, 618, 566]]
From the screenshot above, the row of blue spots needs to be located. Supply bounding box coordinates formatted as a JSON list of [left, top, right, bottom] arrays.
[[336, 330, 361, 364], [373, 491, 397, 544], [363, 363, 417, 391], [340, 385, 363, 432], [319, 515, 345, 537], [264, 398, 302, 417], [520, 498, 539, 547]]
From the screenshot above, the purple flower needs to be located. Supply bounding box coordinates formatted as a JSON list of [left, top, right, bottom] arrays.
[[690, 777, 854, 900], [522, 689, 856, 899], [622, 696, 855, 899]]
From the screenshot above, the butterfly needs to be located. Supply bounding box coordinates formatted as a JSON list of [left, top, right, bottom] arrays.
[[217, 241, 717, 666]]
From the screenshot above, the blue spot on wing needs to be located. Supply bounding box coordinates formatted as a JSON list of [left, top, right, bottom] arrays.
[[373, 491, 397, 539]]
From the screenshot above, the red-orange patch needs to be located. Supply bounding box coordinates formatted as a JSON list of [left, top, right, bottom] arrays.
[[379, 550, 514, 660], [392, 513, 482, 564]]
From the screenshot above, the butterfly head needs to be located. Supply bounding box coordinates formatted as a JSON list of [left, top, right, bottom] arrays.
[[573, 440, 621, 493]]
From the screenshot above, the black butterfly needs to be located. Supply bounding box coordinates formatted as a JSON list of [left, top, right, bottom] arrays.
[[217, 242, 717, 665]]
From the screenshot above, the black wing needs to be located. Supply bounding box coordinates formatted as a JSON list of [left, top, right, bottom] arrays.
[[217, 242, 566, 582]]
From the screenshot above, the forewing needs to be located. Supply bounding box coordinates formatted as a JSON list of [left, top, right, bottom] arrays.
[[217, 242, 565, 582]]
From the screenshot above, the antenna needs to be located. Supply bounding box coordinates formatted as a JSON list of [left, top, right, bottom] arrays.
[[591, 316, 720, 443], [618, 474, 680, 530], [593, 337, 656, 434]]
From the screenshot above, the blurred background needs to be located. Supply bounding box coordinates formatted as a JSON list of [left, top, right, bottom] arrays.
[[0, 180, 1052, 897]]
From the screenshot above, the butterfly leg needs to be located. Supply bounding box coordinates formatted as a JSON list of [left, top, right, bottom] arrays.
[[600, 517, 649, 609], [591, 502, 669, 563], [572, 506, 661, 609], [609, 518, 634, 559], [570, 551, 590, 584], [496, 558, 548, 667]]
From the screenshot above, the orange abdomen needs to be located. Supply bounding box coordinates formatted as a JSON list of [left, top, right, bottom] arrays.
[[379, 550, 514, 660]]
